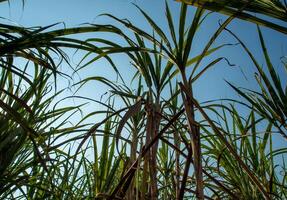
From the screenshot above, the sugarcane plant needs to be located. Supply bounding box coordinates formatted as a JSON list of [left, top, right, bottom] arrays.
[[77, 1, 275, 198], [202, 105, 286, 199], [227, 26, 287, 140], [0, 0, 126, 197], [0, 61, 90, 198]]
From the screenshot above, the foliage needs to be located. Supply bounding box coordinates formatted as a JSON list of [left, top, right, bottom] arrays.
[[0, 0, 286, 200], [177, 0, 287, 34]]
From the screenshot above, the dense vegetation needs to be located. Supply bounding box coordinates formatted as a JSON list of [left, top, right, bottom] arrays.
[[0, 0, 286, 199]]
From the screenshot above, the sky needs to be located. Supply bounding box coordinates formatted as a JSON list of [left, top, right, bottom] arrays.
[[0, 0, 286, 148]]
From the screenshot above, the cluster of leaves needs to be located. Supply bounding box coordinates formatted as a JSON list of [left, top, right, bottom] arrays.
[[177, 0, 287, 34], [0, 0, 286, 200]]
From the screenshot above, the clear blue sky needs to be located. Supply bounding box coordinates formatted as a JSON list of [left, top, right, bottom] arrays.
[[1, 0, 286, 148]]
